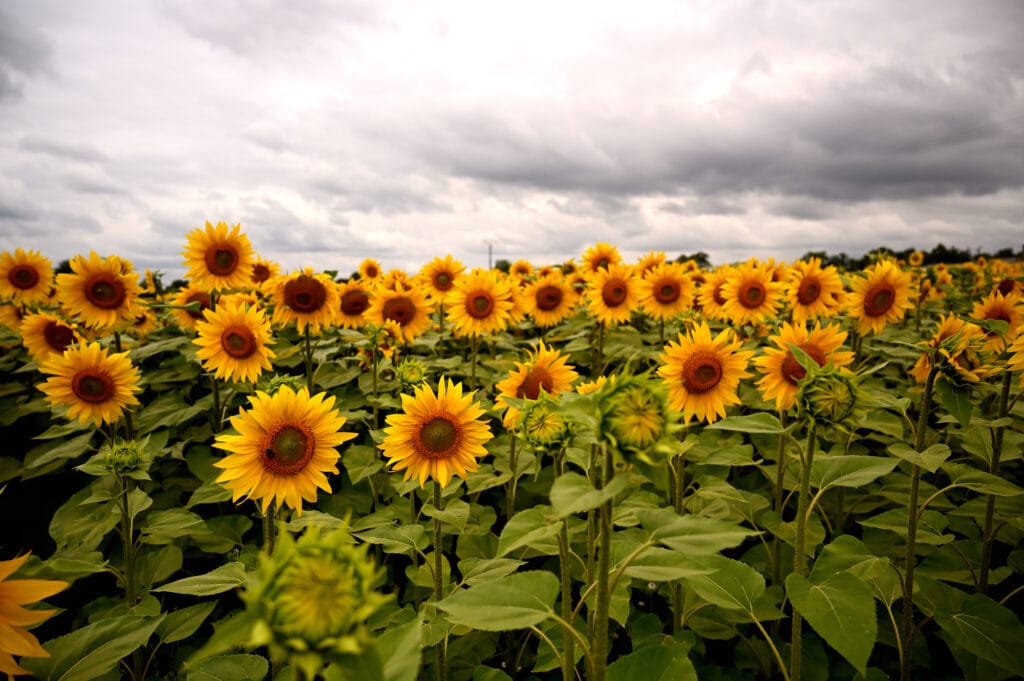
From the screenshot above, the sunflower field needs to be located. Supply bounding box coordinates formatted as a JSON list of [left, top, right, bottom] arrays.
[[1, 226, 1022, 681]]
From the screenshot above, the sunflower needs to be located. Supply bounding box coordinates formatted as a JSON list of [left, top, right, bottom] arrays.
[[754, 321, 854, 411], [846, 259, 915, 336], [577, 375, 608, 395], [638, 262, 694, 321], [270, 269, 340, 335], [358, 258, 383, 282], [417, 255, 465, 304], [336, 279, 372, 329], [495, 341, 579, 428], [379, 269, 413, 292], [379, 377, 493, 488], [785, 257, 845, 323], [695, 266, 732, 321], [908, 250, 924, 267], [585, 263, 639, 326], [1007, 328, 1024, 386], [509, 259, 534, 281], [194, 301, 276, 383], [0, 248, 54, 306], [580, 242, 622, 275], [56, 252, 141, 330], [0, 553, 68, 677], [250, 256, 281, 291], [657, 322, 754, 423], [37, 341, 142, 426], [20, 312, 82, 363], [171, 285, 213, 332], [634, 250, 666, 276], [182, 221, 255, 291], [446, 268, 516, 337], [522, 273, 579, 327], [969, 290, 1022, 352], [719, 260, 786, 326], [366, 283, 435, 344], [602, 376, 670, 451], [0, 304, 25, 331], [214, 386, 355, 515], [127, 309, 159, 339]]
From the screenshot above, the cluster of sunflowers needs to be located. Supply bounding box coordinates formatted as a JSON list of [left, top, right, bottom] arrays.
[[0, 224, 1022, 680]]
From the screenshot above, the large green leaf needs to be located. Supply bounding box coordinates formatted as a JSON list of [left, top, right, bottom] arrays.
[[705, 412, 788, 434], [434, 570, 558, 631], [786, 571, 876, 676], [636, 507, 758, 554], [153, 562, 246, 596], [549, 471, 630, 518], [941, 462, 1024, 497], [810, 535, 889, 582], [496, 507, 561, 557], [421, 498, 471, 533], [887, 443, 951, 474], [188, 654, 269, 681], [935, 376, 973, 428], [356, 524, 429, 555], [684, 555, 765, 612], [934, 594, 1024, 677], [22, 614, 164, 681], [622, 547, 715, 582], [376, 616, 424, 681], [607, 643, 698, 681], [809, 455, 897, 491], [156, 600, 218, 645]]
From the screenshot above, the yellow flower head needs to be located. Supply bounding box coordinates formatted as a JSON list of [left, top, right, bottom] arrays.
[[495, 341, 579, 428], [580, 242, 622, 276], [194, 301, 276, 383], [522, 273, 579, 327], [37, 341, 142, 426], [585, 263, 639, 327], [365, 282, 435, 344], [56, 252, 142, 330], [846, 260, 915, 336], [446, 268, 516, 338], [182, 221, 255, 291], [720, 260, 786, 326], [336, 279, 372, 329], [785, 257, 845, 323], [417, 255, 465, 303], [0, 553, 68, 677], [754, 321, 853, 411], [638, 262, 694, 321], [19, 312, 82, 363], [270, 268, 340, 335], [0, 248, 53, 306]]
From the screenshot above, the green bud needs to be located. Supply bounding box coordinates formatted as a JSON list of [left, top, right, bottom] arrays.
[[796, 366, 858, 425], [104, 439, 142, 475]]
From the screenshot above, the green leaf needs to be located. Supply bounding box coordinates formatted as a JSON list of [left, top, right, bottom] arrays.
[[128, 335, 190, 360], [810, 535, 889, 583], [25, 431, 94, 469], [705, 412, 788, 434], [809, 455, 897, 491], [342, 444, 385, 484], [859, 508, 954, 545], [786, 571, 877, 676], [153, 562, 247, 596], [887, 443, 952, 474], [472, 668, 513, 681], [935, 376, 973, 428], [157, 600, 218, 644], [458, 558, 526, 587], [421, 498, 471, 533], [684, 555, 765, 612], [376, 616, 424, 681], [636, 507, 759, 554], [356, 524, 429, 555], [496, 507, 561, 557], [434, 570, 558, 631], [607, 643, 698, 681], [141, 508, 207, 544], [941, 462, 1024, 497], [934, 594, 1024, 677], [22, 614, 164, 681], [623, 547, 715, 582], [549, 471, 630, 518], [136, 392, 206, 434], [188, 654, 269, 681]]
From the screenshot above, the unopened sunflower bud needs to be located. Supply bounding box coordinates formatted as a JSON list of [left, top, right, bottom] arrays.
[[602, 377, 669, 451], [521, 398, 567, 447], [796, 367, 858, 425], [395, 358, 428, 386], [104, 439, 142, 475]]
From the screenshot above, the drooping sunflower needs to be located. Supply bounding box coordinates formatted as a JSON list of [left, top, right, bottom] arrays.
[[56, 252, 141, 330], [214, 386, 355, 515], [270, 269, 340, 335], [194, 301, 276, 383], [37, 341, 142, 426], [754, 321, 854, 411], [585, 263, 639, 326], [417, 255, 465, 304], [969, 290, 1022, 352], [846, 259, 915, 336], [495, 341, 579, 428], [336, 279, 372, 329], [379, 377, 493, 488], [171, 285, 213, 331], [785, 257, 845, 323], [695, 265, 732, 321], [0, 553, 68, 677], [365, 282, 435, 344], [657, 321, 754, 423], [182, 221, 255, 291], [249, 256, 281, 291], [446, 268, 516, 337], [580, 242, 622, 276], [909, 314, 990, 385], [522, 273, 579, 327], [20, 312, 82, 363], [634, 250, 666, 277], [638, 262, 694, 321], [0, 248, 54, 306], [358, 258, 383, 282], [719, 260, 786, 326]]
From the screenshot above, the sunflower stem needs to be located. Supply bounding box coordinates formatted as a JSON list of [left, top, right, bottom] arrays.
[[555, 451, 576, 681], [262, 507, 277, 556], [506, 434, 518, 519], [669, 448, 686, 634], [979, 369, 1012, 592], [591, 441, 613, 681], [432, 481, 447, 681], [115, 472, 144, 680], [210, 373, 222, 430], [371, 335, 380, 430], [900, 362, 938, 681], [789, 421, 817, 681], [303, 325, 314, 393], [470, 335, 479, 388], [771, 411, 789, 588]]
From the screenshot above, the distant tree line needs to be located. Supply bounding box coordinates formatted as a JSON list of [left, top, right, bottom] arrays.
[[797, 243, 1023, 270]]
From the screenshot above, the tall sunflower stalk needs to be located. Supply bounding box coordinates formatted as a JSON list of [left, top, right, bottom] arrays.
[[789, 421, 817, 681], [980, 362, 1016, 591]]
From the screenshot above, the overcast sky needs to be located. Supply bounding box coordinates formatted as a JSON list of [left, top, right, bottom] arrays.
[[1, 0, 1022, 280]]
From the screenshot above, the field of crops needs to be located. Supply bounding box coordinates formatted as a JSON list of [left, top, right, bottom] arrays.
[[1, 224, 1022, 681]]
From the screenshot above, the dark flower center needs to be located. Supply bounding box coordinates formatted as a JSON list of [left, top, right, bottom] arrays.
[[186, 292, 211, 320], [601, 279, 627, 307], [251, 263, 271, 283], [712, 284, 727, 306], [781, 343, 827, 385], [71, 369, 114, 403], [262, 424, 314, 475], [205, 245, 239, 276], [85, 274, 126, 310], [654, 280, 680, 304], [418, 417, 459, 459], [863, 283, 895, 317], [797, 277, 821, 306], [466, 292, 495, 319], [996, 278, 1016, 296], [44, 321, 75, 353], [340, 289, 369, 316], [682, 352, 723, 394], [434, 272, 453, 290], [9, 265, 40, 290], [382, 297, 415, 325], [536, 285, 563, 311], [516, 366, 554, 400], [284, 275, 327, 314], [738, 281, 766, 309], [221, 326, 257, 359]]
